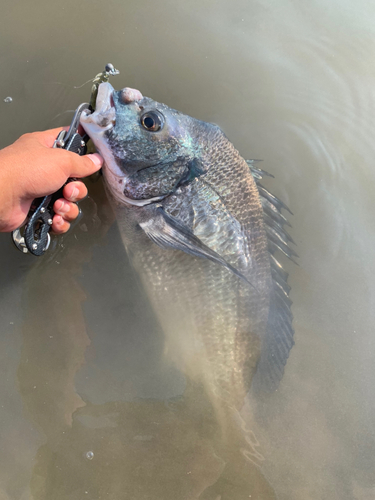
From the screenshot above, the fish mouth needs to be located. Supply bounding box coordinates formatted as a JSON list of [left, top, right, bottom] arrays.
[[80, 82, 166, 208], [80, 82, 116, 131], [80, 81, 126, 202]]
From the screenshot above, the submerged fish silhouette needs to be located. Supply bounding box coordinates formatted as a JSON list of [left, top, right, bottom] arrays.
[[81, 82, 295, 407]]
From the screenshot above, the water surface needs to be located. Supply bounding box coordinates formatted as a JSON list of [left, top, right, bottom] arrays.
[[1, 0, 375, 498]]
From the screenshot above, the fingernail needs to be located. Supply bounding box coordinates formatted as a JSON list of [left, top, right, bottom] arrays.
[[55, 200, 64, 211], [70, 187, 79, 199], [55, 215, 63, 226], [87, 153, 103, 168], [56, 200, 69, 213]]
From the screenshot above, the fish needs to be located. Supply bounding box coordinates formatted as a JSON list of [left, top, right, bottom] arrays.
[[80, 82, 295, 413]]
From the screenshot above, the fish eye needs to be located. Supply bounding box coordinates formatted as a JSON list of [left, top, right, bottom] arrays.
[[140, 111, 164, 132]]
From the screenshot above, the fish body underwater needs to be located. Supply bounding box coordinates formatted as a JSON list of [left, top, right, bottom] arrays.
[[80, 82, 295, 415]]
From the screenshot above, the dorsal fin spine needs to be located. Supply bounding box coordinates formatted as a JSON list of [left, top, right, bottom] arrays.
[[247, 160, 296, 393]]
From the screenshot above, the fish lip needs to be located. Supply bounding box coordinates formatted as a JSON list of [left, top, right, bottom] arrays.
[[80, 82, 116, 130], [81, 82, 167, 207]]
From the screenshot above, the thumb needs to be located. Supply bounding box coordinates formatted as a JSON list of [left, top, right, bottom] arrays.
[[65, 152, 103, 178]]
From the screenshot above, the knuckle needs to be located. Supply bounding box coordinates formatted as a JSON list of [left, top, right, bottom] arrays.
[[18, 132, 34, 144], [67, 152, 78, 174]]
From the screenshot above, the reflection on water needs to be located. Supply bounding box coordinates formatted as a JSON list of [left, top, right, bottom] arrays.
[[1, 0, 375, 498]]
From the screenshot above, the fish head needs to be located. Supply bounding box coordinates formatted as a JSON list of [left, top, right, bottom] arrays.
[[81, 82, 210, 206]]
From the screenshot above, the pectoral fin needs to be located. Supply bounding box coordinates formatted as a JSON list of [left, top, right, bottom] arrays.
[[140, 207, 256, 289]]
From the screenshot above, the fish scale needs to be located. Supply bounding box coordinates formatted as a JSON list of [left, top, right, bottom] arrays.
[[80, 82, 295, 411]]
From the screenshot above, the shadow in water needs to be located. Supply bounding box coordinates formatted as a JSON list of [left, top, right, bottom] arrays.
[[17, 177, 276, 500]]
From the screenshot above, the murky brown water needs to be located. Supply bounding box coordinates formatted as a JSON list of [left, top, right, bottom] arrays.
[[1, 0, 375, 498]]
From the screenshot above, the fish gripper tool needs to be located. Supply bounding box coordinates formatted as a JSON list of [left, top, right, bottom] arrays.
[[12, 102, 91, 256]]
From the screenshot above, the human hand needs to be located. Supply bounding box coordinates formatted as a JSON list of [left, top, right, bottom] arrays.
[[0, 128, 103, 233]]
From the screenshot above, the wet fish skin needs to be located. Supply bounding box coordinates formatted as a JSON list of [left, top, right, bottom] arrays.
[[80, 83, 294, 406], [106, 95, 213, 201]]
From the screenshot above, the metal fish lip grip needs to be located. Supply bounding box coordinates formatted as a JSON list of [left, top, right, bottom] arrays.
[[12, 103, 90, 255], [12, 64, 119, 256]]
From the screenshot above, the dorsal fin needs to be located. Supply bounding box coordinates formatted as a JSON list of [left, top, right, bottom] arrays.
[[247, 160, 296, 392]]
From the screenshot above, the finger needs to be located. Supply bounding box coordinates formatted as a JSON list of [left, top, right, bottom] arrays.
[[51, 214, 70, 234], [53, 199, 79, 222], [31, 129, 103, 177], [34, 127, 70, 147], [19, 129, 103, 180], [63, 181, 88, 202], [65, 152, 103, 178]]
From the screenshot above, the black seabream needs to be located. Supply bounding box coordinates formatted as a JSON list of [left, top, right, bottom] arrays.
[[80, 82, 295, 411]]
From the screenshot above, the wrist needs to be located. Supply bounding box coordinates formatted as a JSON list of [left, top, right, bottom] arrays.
[[0, 146, 28, 231]]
